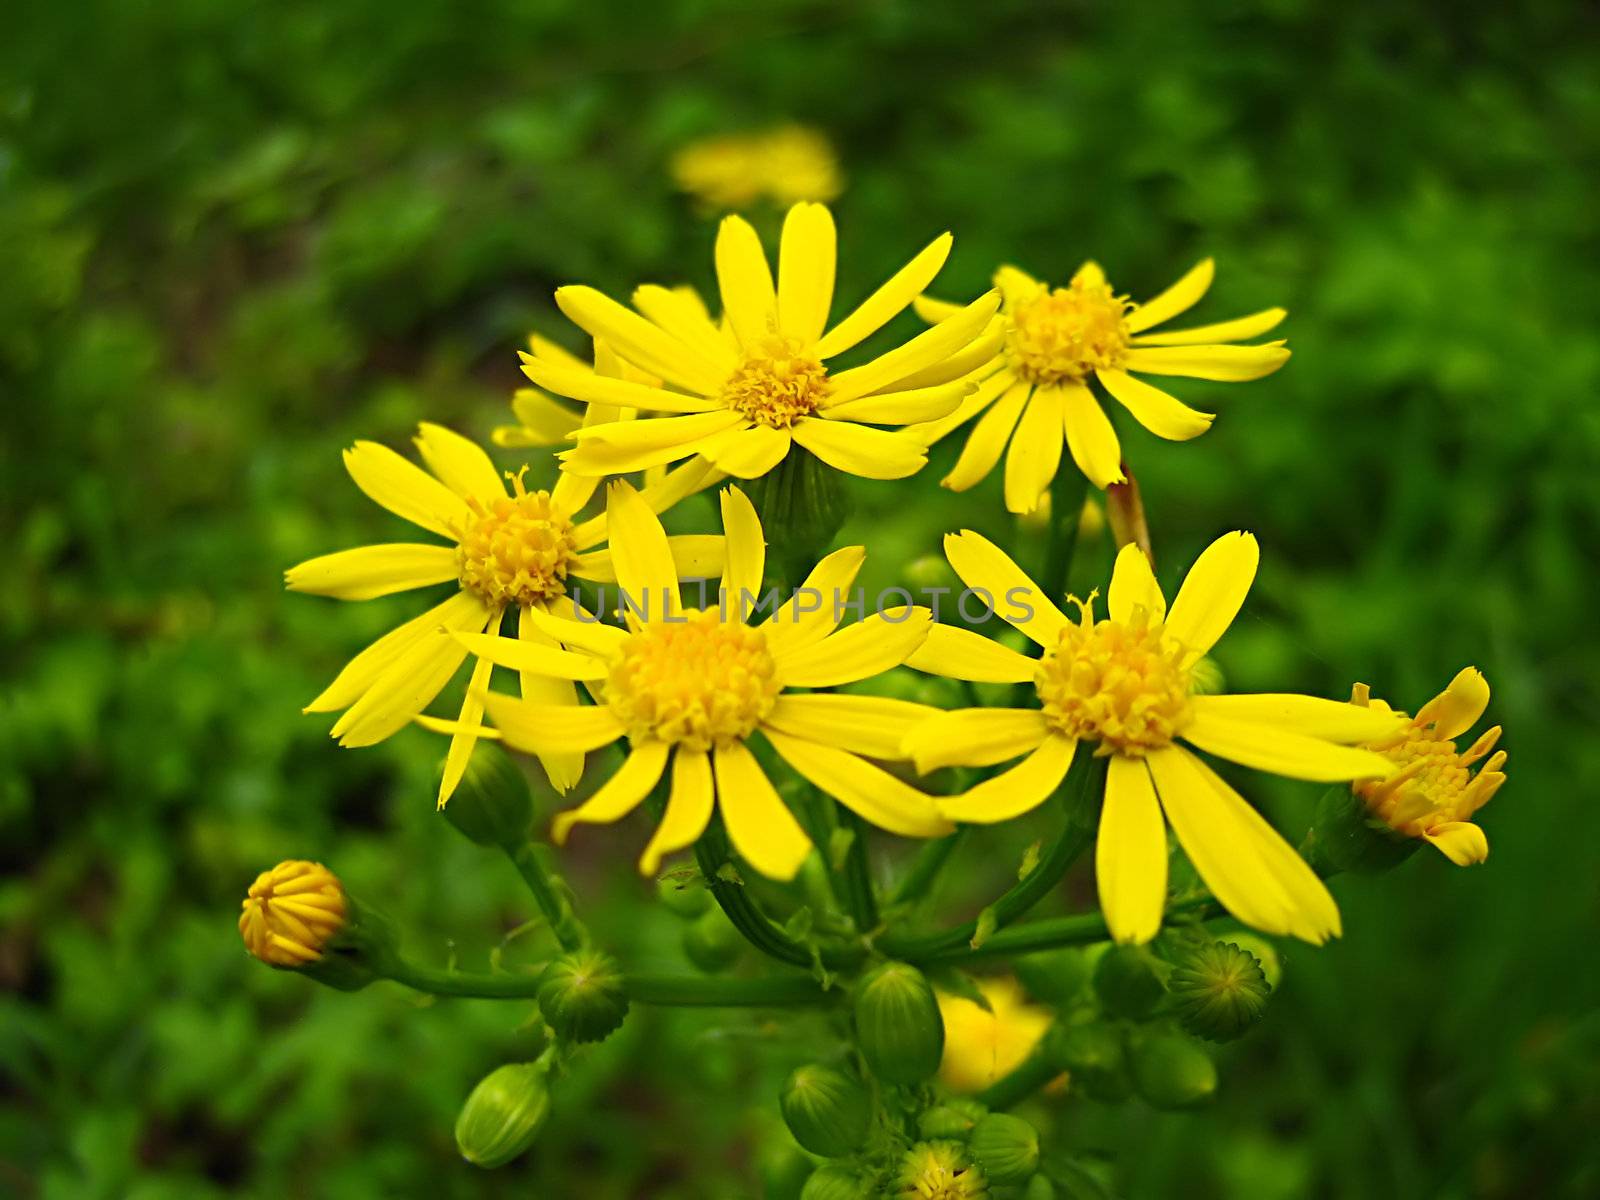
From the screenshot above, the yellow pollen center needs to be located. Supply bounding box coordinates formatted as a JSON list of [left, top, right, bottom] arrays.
[[1009, 279, 1130, 385], [455, 474, 577, 608], [1357, 732, 1477, 833], [720, 335, 831, 427], [1034, 599, 1191, 754], [606, 609, 780, 750]]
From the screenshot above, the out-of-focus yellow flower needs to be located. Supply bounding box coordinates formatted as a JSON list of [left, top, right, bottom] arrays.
[[936, 978, 1052, 1094], [671, 125, 842, 210], [911, 261, 1288, 510], [239, 860, 346, 966], [906, 535, 1406, 945], [522, 203, 1000, 484], [1350, 667, 1507, 865], [895, 1141, 988, 1198]]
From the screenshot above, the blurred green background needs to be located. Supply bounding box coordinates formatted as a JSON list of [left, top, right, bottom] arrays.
[[4, 1, 1598, 1196]]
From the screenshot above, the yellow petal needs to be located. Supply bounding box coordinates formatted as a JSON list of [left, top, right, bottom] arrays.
[[562, 411, 744, 475], [1122, 343, 1290, 382], [342, 440, 470, 539], [630, 284, 737, 367], [719, 486, 766, 603], [438, 652, 496, 806], [450, 630, 608, 679], [1124, 259, 1214, 334], [790, 418, 928, 480], [764, 729, 954, 838], [1097, 755, 1168, 944], [698, 423, 792, 479], [814, 233, 952, 360], [516, 603, 584, 792], [940, 378, 1031, 491], [941, 530, 1069, 648], [776, 202, 836, 347], [887, 324, 1005, 392], [640, 747, 716, 874], [1003, 387, 1065, 515], [1189, 694, 1406, 742], [1415, 667, 1491, 739], [715, 214, 779, 350], [604, 480, 680, 618], [827, 291, 1001, 403], [507, 388, 582, 444], [904, 708, 1050, 773], [518, 352, 718, 413], [285, 544, 457, 601], [1423, 820, 1489, 866], [527, 332, 589, 372], [331, 603, 493, 747], [912, 293, 964, 323], [524, 605, 630, 658], [764, 693, 940, 760], [823, 380, 969, 425], [938, 735, 1077, 824], [1096, 368, 1214, 442], [305, 591, 485, 714], [481, 692, 625, 756], [572, 456, 720, 549], [760, 545, 867, 656], [1182, 708, 1395, 782], [775, 607, 932, 688], [414, 422, 504, 501], [714, 740, 812, 880], [994, 265, 1042, 305], [554, 285, 724, 394], [904, 622, 1038, 684], [1059, 382, 1125, 488], [1163, 532, 1259, 663], [551, 739, 670, 843], [1107, 543, 1166, 623], [1130, 307, 1286, 347]]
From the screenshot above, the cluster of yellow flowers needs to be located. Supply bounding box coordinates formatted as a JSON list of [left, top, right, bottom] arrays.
[[284, 199, 1506, 951]]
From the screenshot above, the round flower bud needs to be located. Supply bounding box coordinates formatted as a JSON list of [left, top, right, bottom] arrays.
[[537, 949, 629, 1043], [1092, 945, 1166, 1019], [855, 962, 945, 1086], [1013, 948, 1090, 1005], [1167, 941, 1272, 1042], [239, 860, 346, 967], [895, 1141, 988, 1197], [917, 1098, 986, 1141], [801, 1164, 874, 1200], [967, 1113, 1040, 1185], [779, 1064, 872, 1157], [439, 743, 534, 848], [1024, 1175, 1057, 1200], [683, 906, 744, 972], [1130, 1034, 1217, 1110], [1226, 933, 1282, 990], [454, 1061, 551, 1169], [657, 875, 711, 919], [1046, 1023, 1130, 1102]]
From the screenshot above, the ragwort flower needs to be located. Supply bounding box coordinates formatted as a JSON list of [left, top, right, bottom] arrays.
[[670, 124, 843, 209], [239, 860, 346, 966], [936, 977, 1053, 1094]]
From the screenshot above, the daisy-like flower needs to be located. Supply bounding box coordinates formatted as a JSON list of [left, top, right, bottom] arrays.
[[519, 202, 1003, 484], [285, 423, 720, 804], [903, 533, 1403, 945], [670, 124, 843, 210], [936, 977, 1053, 1094], [910, 260, 1289, 511], [1348, 667, 1507, 865], [895, 1142, 987, 1199], [461, 482, 954, 881], [239, 860, 346, 966]]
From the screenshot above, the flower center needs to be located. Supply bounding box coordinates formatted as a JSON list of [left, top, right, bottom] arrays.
[[720, 335, 831, 428], [1034, 598, 1192, 753], [606, 608, 781, 750], [1009, 278, 1130, 385], [455, 472, 578, 608], [1355, 726, 1499, 834], [899, 1144, 984, 1199]]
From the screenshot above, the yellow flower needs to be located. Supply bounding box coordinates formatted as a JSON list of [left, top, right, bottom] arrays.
[[905, 534, 1404, 945], [670, 124, 843, 209], [911, 260, 1288, 511], [285, 423, 719, 804], [463, 482, 954, 880], [239, 860, 346, 966], [937, 978, 1053, 1094], [520, 202, 1002, 483], [896, 1141, 988, 1198], [1349, 667, 1507, 865]]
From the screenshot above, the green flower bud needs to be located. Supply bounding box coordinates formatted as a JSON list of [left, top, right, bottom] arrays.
[[440, 743, 534, 849], [1168, 941, 1272, 1042], [1092, 945, 1165, 1019], [537, 949, 629, 1043], [1226, 933, 1282, 990], [895, 1141, 988, 1197], [1130, 1034, 1217, 1110], [1046, 1023, 1130, 1102], [657, 875, 711, 919], [967, 1113, 1040, 1185], [854, 962, 945, 1086], [917, 1098, 987, 1141], [759, 1141, 814, 1200], [1304, 784, 1420, 876], [455, 1061, 551, 1169], [1023, 1175, 1057, 1200], [801, 1164, 874, 1200], [744, 447, 851, 580], [683, 905, 744, 972], [779, 1064, 872, 1157], [1013, 948, 1090, 1005]]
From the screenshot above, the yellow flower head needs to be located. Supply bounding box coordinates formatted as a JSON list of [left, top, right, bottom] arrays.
[[520, 203, 1002, 485], [285, 422, 719, 804], [936, 977, 1053, 1094], [1349, 667, 1506, 865], [465, 482, 955, 880], [670, 124, 843, 209], [896, 1141, 988, 1199], [911, 260, 1289, 511], [239, 860, 346, 966], [905, 534, 1405, 945]]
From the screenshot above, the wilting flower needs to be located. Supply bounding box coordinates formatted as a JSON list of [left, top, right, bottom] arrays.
[[520, 203, 1001, 483], [670, 124, 843, 209], [936, 978, 1053, 1094], [239, 860, 346, 966], [285, 423, 719, 803], [463, 482, 953, 880], [911, 261, 1288, 510], [905, 535, 1403, 944], [1349, 667, 1507, 865]]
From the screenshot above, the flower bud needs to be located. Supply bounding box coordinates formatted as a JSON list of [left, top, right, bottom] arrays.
[[1092, 945, 1165, 1019], [1226, 934, 1282, 990], [239, 860, 394, 990], [455, 1061, 551, 1168], [683, 905, 744, 972], [1305, 784, 1419, 876], [967, 1113, 1040, 1185], [801, 1164, 874, 1200], [917, 1098, 987, 1141], [537, 949, 629, 1043], [1130, 1033, 1217, 1110], [744, 447, 851, 576], [1167, 941, 1272, 1042], [1013, 948, 1090, 1005], [855, 962, 945, 1086], [759, 1141, 814, 1200], [895, 1141, 988, 1197], [1024, 1175, 1057, 1200], [657, 875, 711, 919], [780, 1064, 872, 1157], [439, 743, 534, 848], [1046, 1022, 1129, 1102]]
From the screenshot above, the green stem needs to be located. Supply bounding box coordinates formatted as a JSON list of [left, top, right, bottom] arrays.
[[915, 897, 1222, 967], [977, 1047, 1061, 1110], [383, 958, 830, 1007], [889, 829, 967, 906], [1042, 468, 1091, 600], [838, 804, 879, 933], [880, 755, 1106, 961], [507, 840, 584, 951], [693, 820, 816, 969]]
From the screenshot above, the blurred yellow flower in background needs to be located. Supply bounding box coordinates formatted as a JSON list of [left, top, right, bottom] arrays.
[[937, 978, 1053, 1094], [671, 124, 843, 209], [239, 860, 346, 966]]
